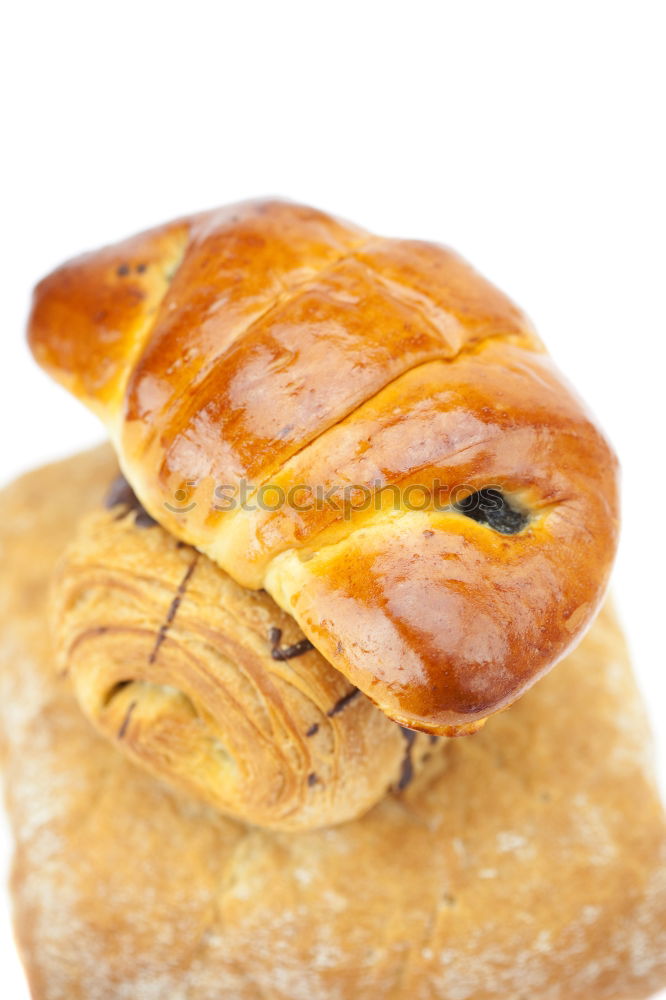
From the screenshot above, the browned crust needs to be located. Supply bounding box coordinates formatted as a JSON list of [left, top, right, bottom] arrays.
[[27, 201, 620, 731]]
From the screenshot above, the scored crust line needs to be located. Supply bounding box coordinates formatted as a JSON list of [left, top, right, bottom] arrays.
[[113, 230, 191, 408], [213, 336, 537, 556], [159, 238, 533, 490], [154, 234, 374, 454]]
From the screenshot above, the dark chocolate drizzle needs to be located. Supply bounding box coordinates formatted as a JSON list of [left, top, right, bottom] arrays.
[[307, 772, 319, 787], [268, 627, 315, 661], [305, 723, 319, 737], [105, 474, 157, 528], [117, 700, 137, 740], [327, 687, 360, 718], [148, 554, 200, 664]]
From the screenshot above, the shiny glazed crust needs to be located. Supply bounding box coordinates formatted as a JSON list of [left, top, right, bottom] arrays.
[[0, 448, 663, 1000], [52, 492, 437, 830], [28, 201, 620, 731]]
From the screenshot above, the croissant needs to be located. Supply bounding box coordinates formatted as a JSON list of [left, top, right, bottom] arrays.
[[52, 472, 437, 830], [28, 199, 620, 733]]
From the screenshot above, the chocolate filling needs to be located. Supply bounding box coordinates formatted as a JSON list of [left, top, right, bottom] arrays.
[[105, 474, 157, 528], [268, 627, 315, 661], [454, 488, 528, 535]]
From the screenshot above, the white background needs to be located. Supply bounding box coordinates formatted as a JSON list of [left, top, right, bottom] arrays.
[[2, 2, 665, 995]]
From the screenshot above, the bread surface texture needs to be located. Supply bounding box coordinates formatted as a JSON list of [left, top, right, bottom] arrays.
[[28, 200, 620, 732], [0, 447, 662, 1000]]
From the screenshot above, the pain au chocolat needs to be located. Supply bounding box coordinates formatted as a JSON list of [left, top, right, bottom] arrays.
[[51, 479, 437, 831], [28, 199, 619, 734]]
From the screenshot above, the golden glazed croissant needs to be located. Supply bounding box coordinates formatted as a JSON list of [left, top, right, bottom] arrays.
[[1, 448, 664, 1000], [52, 474, 437, 830], [28, 200, 620, 733]]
